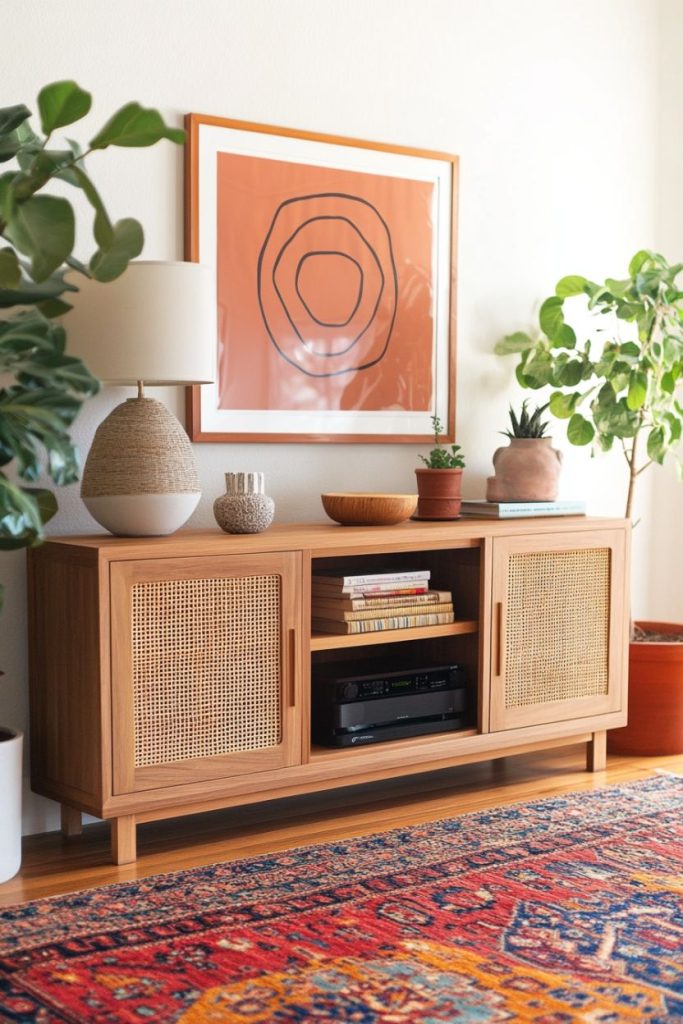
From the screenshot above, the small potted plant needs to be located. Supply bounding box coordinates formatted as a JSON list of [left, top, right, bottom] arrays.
[[495, 249, 683, 755], [486, 400, 562, 501], [0, 80, 184, 882], [415, 415, 465, 519]]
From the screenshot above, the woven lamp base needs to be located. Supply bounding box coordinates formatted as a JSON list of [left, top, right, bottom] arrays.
[[81, 397, 201, 537]]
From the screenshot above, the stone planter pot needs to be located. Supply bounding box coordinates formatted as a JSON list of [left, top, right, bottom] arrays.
[[607, 621, 683, 756], [486, 437, 562, 502], [414, 468, 463, 520], [0, 726, 22, 883]]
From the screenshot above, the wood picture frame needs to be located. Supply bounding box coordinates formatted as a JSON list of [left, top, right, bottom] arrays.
[[185, 114, 458, 443]]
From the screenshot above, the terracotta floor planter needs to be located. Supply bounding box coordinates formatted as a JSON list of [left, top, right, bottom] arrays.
[[414, 468, 463, 519], [607, 621, 683, 756]]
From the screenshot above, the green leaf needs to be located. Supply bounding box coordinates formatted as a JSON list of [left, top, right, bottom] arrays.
[[89, 102, 185, 150], [5, 195, 75, 281], [494, 331, 536, 355], [616, 302, 643, 321], [89, 217, 143, 281], [0, 248, 21, 289], [68, 165, 113, 245], [661, 371, 675, 395], [555, 275, 589, 298], [558, 359, 584, 386], [647, 426, 666, 464], [522, 348, 554, 387], [0, 120, 42, 163], [587, 286, 614, 310], [567, 413, 595, 445], [593, 392, 639, 438], [549, 391, 579, 419], [37, 298, 72, 318], [539, 296, 564, 340], [23, 487, 58, 525], [553, 323, 577, 349], [628, 250, 651, 278], [37, 81, 91, 134], [619, 342, 640, 357], [0, 265, 79, 308], [626, 370, 648, 410], [0, 104, 31, 137], [596, 432, 615, 452], [665, 412, 682, 443], [0, 474, 46, 549], [605, 278, 630, 299]]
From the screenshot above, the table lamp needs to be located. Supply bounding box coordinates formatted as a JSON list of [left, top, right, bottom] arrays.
[[66, 261, 214, 536]]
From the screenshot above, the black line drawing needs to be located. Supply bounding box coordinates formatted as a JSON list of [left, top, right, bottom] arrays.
[[257, 193, 398, 378], [295, 250, 363, 329]]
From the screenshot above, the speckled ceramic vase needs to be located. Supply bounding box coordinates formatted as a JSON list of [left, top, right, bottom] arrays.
[[213, 472, 275, 534]]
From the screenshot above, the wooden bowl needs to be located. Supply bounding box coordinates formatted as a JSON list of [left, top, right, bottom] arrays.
[[321, 492, 418, 526]]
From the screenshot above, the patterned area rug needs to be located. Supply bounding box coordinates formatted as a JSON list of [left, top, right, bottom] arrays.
[[1, 776, 683, 1023]]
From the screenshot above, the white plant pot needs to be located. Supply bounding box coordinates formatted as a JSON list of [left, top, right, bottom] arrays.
[[0, 727, 22, 883]]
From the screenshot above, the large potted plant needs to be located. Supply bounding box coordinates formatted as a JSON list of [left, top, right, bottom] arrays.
[[495, 249, 683, 754], [0, 80, 183, 882], [415, 415, 466, 519]]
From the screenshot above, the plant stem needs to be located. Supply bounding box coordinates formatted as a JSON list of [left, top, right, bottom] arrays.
[[625, 429, 640, 520]]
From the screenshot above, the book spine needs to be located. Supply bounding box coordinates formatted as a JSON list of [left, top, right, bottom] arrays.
[[312, 602, 454, 623], [311, 589, 452, 612], [312, 611, 455, 634], [461, 501, 585, 517], [495, 505, 586, 518], [312, 571, 431, 587], [312, 584, 430, 598]]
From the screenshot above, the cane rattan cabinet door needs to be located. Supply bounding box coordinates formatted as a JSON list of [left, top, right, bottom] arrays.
[[489, 529, 628, 731], [110, 551, 302, 794]]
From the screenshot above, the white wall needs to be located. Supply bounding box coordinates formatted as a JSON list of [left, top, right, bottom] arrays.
[[647, 0, 683, 621], [0, 0, 662, 834]]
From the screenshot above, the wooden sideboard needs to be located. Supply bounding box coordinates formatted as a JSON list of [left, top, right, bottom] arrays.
[[27, 517, 630, 864]]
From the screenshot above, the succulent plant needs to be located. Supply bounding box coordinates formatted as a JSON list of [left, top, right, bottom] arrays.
[[502, 401, 550, 439]]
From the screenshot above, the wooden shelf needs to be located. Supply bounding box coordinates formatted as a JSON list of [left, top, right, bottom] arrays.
[[309, 727, 480, 763], [310, 619, 478, 651]]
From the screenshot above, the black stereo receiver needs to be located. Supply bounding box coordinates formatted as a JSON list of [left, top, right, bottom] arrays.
[[312, 663, 467, 747]]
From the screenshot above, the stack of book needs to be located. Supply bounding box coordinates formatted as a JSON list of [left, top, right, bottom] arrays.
[[460, 499, 586, 518], [311, 570, 455, 634]]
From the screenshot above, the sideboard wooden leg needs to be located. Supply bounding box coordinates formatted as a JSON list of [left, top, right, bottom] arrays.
[[60, 805, 82, 838], [587, 730, 607, 772], [111, 815, 137, 864]]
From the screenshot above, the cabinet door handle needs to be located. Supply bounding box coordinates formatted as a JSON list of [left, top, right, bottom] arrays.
[[288, 627, 297, 707], [495, 602, 504, 677]]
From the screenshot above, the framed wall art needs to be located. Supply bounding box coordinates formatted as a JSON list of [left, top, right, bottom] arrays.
[[185, 114, 458, 443]]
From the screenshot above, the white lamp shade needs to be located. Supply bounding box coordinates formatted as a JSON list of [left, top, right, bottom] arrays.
[[65, 261, 215, 385]]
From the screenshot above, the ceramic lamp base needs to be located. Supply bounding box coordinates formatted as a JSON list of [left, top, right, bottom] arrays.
[[82, 396, 201, 537], [84, 493, 200, 537]]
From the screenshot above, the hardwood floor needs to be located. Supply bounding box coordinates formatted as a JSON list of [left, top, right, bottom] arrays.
[[2, 744, 682, 908]]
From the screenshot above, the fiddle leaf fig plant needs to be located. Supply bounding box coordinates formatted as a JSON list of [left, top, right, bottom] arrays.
[[495, 250, 683, 519], [0, 80, 185, 607]]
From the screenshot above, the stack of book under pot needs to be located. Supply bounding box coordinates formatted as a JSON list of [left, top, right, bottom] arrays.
[[311, 570, 455, 634]]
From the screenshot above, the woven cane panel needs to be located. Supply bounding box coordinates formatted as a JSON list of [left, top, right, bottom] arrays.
[[505, 548, 610, 708], [131, 575, 281, 767]]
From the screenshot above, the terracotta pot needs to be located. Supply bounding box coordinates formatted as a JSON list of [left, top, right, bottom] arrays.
[[607, 621, 683, 756], [414, 468, 463, 519], [486, 437, 562, 502]]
